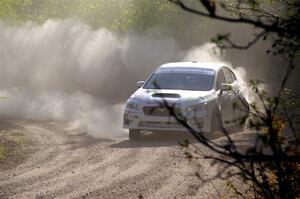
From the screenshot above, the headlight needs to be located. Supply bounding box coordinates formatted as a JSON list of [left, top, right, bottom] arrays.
[[186, 97, 207, 112], [126, 99, 139, 110], [186, 103, 206, 112]]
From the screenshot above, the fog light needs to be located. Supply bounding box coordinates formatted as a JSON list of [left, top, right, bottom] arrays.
[[124, 114, 139, 125], [123, 114, 132, 125], [124, 118, 131, 125]]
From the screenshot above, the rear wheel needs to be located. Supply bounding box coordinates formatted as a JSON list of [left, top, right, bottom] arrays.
[[129, 129, 141, 140], [232, 121, 245, 133]]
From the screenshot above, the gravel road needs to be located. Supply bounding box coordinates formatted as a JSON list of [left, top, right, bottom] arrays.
[[0, 121, 249, 199]]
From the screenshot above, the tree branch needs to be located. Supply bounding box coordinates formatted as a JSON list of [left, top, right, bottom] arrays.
[[169, 0, 281, 33], [221, 31, 267, 49]]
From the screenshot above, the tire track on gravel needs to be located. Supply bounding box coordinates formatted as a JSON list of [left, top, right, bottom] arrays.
[[0, 121, 229, 199]]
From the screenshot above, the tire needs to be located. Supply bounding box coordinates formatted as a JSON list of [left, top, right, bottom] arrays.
[[233, 121, 245, 133], [129, 129, 141, 140], [210, 109, 223, 139]]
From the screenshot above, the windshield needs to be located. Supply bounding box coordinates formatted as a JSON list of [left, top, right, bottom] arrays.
[[144, 68, 215, 91]]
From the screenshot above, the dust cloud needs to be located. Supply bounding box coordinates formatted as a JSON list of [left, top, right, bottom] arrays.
[[0, 19, 230, 138]]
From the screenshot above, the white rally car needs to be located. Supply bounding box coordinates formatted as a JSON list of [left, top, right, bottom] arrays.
[[123, 62, 249, 140]]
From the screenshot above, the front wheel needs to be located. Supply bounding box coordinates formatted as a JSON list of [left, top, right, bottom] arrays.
[[232, 121, 245, 133], [129, 129, 141, 140], [210, 110, 223, 139]]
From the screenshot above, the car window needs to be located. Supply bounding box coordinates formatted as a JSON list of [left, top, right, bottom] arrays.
[[144, 72, 214, 91], [216, 70, 226, 90], [223, 68, 235, 84]]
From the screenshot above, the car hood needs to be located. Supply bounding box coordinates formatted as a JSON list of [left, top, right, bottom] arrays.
[[130, 88, 216, 107]]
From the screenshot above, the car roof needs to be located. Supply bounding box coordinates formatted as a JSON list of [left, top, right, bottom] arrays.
[[158, 61, 228, 71]]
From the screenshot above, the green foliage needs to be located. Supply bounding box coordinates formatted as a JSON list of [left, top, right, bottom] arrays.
[[0, 0, 213, 47], [0, 132, 34, 170], [0, 145, 5, 161], [112, 0, 178, 33], [0, 0, 32, 23], [0, 0, 177, 30]]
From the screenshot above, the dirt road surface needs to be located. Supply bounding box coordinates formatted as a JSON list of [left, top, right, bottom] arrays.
[[0, 121, 251, 198]]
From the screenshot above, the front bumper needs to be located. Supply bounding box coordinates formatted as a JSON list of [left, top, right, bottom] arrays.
[[123, 107, 211, 132]]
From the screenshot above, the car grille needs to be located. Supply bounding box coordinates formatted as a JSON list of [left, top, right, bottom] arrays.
[[152, 93, 180, 98], [139, 121, 183, 128], [143, 106, 181, 117]]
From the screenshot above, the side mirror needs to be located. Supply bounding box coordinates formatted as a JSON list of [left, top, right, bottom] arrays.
[[220, 83, 232, 92], [136, 81, 145, 88]]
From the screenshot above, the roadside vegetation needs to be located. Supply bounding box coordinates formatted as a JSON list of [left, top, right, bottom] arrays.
[[167, 0, 300, 198], [0, 0, 215, 47], [0, 128, 34, 170]]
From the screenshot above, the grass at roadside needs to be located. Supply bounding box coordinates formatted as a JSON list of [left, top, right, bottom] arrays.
[[0, 130, 35, 170]]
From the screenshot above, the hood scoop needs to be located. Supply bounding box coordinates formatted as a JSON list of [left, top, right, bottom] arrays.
[[152, 93, 181, 98]]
